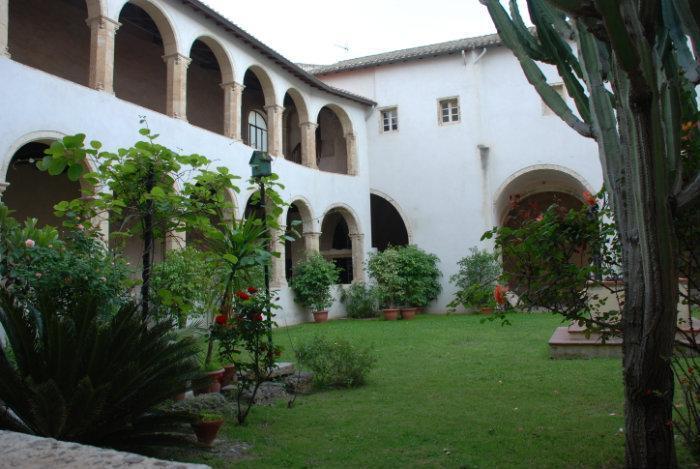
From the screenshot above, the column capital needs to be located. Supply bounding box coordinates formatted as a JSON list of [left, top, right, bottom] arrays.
[[264, 104, 285, 113], [86, 15, 121, 31], [303, 231, 322, 237], [349, 232, 364, 241], [220, 81, 244, 92], [300, 121, 319, 130], [162, 53, 192, 67]]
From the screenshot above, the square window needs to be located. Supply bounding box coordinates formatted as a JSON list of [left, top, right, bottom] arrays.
[[439, 98, 460, 124], [380, 108, 398, 132]]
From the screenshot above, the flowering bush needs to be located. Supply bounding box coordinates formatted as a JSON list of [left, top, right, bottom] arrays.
[[210, 287, 281, 424], [448, 247, 501, 310]]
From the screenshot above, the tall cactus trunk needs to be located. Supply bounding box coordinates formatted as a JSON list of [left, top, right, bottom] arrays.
[[619, 94, 679, 469]]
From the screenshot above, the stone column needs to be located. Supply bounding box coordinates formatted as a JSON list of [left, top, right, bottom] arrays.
[[349, 233, 365, 282], [302, 231, 321, 255], [165, 229, 186, 251], [0, 181, 9, 200], [222, 82, 244, 140], [269, 227, 287, 289], [299, 121, 318, 169], [86, 15, 120, 93], [163, 53, 191, 120], [265, 105, 284, 157], [0, 0, 9, 58], [345, 132, 358, 175]]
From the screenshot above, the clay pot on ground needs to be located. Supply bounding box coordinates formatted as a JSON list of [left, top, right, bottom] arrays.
[[193, 369, 225, 395], [382, 308, 400, 320], [221, 364, 237, 387], [313, 310, 329, 323], [401, 307, 419, 320], [191, 419, 224, 446], [480, 307, 494, 315], [173, 391, 186, 401]]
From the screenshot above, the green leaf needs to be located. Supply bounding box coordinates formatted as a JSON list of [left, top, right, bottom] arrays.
[[223, 254, 239, 264], [67, 164, 84, 181]]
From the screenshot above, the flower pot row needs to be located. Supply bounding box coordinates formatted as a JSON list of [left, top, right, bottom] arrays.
[[381, 307, 422, 320]]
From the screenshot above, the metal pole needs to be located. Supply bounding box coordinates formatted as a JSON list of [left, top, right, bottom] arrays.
[[258, 179, 273, 360]]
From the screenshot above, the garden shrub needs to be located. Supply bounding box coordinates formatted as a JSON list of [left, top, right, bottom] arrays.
[[295, 336, 377, 388], [0, 289, 200, 447], [448, 247, 501, 310], [367, 245, 441, 308], [339, 282, 380, 318], [151, 247, 225, 328], [290, 254, 340, 312], [0, 205, 131, 319]]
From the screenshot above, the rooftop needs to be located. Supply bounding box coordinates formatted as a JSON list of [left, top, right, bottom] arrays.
[[308, 32, 504, 75]]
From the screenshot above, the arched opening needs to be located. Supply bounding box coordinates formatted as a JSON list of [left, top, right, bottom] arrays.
[[283, 90, 308, 165], [320, 208, 358, 284], [244, 192, 265, 220], [4, 141, 82, 227], [108, 207, 166, 273], [114, 2, 174, 113], [187, 38, 228, 135], [241, 67, 274, 149], [370, 193, 409, 251], [495, 167, 591, 285], [316, 106, 350, 174], [284, 200, 313, 281], [8, 0, 91, 86]]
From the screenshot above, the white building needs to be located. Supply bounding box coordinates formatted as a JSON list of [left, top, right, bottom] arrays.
[[0, 0, 602, 323]]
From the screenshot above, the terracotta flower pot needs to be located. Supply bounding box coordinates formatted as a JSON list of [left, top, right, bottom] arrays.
[[313, 310, 329, 323], [480, 307, 494, 315], [382, 308, 400, 320], [191, 419, 224, 446], [173, 391, 186, 401], [193, 369, 225, 395], [221, 364, 237, 387], [401, 307, 419, 320]]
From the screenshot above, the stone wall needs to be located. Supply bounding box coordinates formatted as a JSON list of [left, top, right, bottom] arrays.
[[0, 430, 210, 469]]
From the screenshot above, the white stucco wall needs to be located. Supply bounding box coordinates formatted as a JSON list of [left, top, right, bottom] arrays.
[[319, 46, 602, 312], [0, 0, 373, 327]]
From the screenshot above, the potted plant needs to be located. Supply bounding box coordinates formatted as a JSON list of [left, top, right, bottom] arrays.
[[290, 253, 340, 323], [191, 411, 225, 446], [367, 249, 404, 320], [193, 360, 225, 395], [448, 247, 502, 314], [395, 245, 442, 319]]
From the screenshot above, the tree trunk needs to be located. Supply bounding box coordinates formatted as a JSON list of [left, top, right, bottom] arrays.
[[619, 93, 679, 468], [140, 167, 155, 320]]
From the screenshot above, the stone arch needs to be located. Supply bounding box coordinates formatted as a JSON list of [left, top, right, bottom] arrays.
[[284, 197, 316, 281], [370, 189, 412, 250], [282, 88, 309, 164], [315, 104, 357, 175], [187, 36, 234, 135], [493, 164, 594, 226], [188, 35, 235, 83], [114, 0, 179, 113], [241, 66, 277, 150], [320, 203, 363, 283], [8, 0, 92, 86], [118, 0, 178, 55], [2, 133, 86, 228]]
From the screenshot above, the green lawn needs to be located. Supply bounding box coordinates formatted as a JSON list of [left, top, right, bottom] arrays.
[[176, 313, 694, 468]]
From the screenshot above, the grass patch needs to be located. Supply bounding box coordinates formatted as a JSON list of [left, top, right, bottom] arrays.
[[172, 313, 695, 468]]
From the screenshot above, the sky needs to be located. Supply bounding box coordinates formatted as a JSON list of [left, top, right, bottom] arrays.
[[199, 0, 530, 65]]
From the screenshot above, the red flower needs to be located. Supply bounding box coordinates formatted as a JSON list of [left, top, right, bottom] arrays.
[[582, 190, 597, 207], [255, 313, 264, 321], [689, 367, 695, 374], [535, 213, 544, 222], [214, 314, 227, 326], [247, 287, 258, 294], [494, 285, 508, 305], [236, 291, 251, 301]]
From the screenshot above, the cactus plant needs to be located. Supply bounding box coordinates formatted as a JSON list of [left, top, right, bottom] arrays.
[[480, 1, 700, 467]]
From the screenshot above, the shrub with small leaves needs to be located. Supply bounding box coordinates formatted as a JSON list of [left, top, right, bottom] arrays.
[[295, 336, 377, 388], [290, 254, 340, 313], [339, 282, 380, 318]]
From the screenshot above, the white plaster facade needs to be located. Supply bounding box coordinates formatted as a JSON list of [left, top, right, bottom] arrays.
[[317, 47, 602, 312], [0, 0, 603, 320]]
